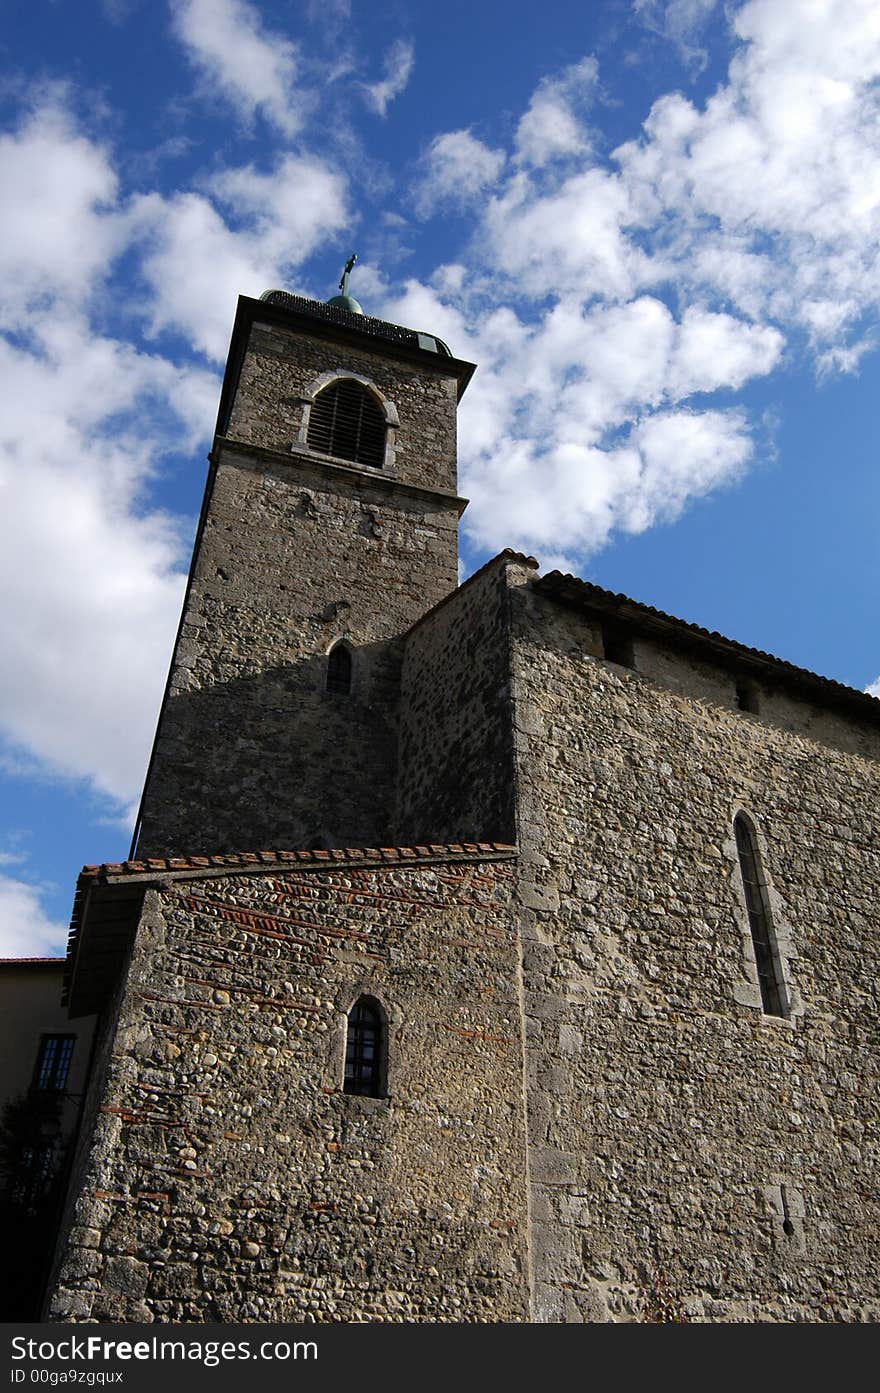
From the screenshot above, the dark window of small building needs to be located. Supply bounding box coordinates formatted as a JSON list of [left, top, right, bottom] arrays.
[[307, 379, 386, 468], [602, 625, 635, 669], [343, 996, 384, 1097], [734, 814, 785, 1017], [33, 1035, 75, 1092], [11, 1140, 58, 1211], [736, 680, 759, 714], [326, 642, 352, 695]]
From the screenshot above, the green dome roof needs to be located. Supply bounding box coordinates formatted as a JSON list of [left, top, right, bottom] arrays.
[[326, 292, 364, 315]]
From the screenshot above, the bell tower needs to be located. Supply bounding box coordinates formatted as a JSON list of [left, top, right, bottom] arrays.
[[133, 283, 474, 857]]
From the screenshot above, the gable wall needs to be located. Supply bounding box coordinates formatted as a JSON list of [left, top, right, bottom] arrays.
[[395, 558, 527, 846]]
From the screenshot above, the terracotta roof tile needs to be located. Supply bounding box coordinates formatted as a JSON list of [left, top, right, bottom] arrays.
[[0, 956, 66, 965], [77, 841, 518, 883]]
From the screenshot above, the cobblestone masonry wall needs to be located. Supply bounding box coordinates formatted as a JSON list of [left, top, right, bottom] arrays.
[[395, 556, 530, 846], [137, 319, 464, 856], [48, 857, 530, 1323], [509, 580, 880, 1322]]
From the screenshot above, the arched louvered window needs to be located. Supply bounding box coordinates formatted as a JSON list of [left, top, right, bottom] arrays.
[[326, 642, 352, 695], [344, 996, 384, 1097], [734, 814, 785, 1017], [307, 379, 386, 468]]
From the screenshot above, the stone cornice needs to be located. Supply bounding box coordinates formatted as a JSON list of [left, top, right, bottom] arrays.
[[214, 436, 470, 514]]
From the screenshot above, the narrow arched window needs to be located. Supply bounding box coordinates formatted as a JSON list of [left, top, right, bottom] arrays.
[[734, 814, 785, 1017], [326, 642, 352, 695], [307, 379, 386, 468], [344, 996, 384, 1097]]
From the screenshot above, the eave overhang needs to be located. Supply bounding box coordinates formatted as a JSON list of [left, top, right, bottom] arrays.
[[536, 570, 880, 727]]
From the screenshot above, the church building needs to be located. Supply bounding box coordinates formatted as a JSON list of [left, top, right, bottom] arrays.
[[41, 277, 880, 1321]]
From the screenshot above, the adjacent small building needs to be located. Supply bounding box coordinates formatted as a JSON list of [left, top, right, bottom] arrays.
[[0, 959, 95, 1317]]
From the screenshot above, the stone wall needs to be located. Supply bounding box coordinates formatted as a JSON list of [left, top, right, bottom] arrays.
[[510, 581, 880, 1321], [395, 555, 532, 846], [634, 633, 880, 762], [47, 852, 530, 1323]]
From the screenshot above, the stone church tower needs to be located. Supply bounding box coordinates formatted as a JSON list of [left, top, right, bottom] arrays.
[[47, 285, 880, 1322], [134, 289, 471, 857]]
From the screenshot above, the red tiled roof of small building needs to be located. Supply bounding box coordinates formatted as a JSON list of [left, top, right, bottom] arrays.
[[78, 841, 518, 882]]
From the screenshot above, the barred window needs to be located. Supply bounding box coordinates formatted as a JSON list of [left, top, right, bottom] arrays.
[[734, 814, 785, 1017], [326, 642, 352, 696], [34, 1035, 75, 1092], [344, 996, 384, 1097], [307, 379, 386, 468]]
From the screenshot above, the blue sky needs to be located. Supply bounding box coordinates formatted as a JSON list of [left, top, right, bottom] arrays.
[[1, 0, 879, 955]]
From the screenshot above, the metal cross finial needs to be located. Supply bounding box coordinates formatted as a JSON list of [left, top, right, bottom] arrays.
[[339, 252, 357, 294]]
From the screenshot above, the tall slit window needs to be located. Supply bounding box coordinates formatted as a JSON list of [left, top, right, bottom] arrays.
[[326, 642, 352, 696], [307, 379, 386, 469], [734, 814, 785, 1017], [344, 996, 384, 1097]]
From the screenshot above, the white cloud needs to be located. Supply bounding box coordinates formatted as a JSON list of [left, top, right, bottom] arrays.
[[391, 0, 880, 574], [669, 305, 783, 396], [380, 278, 759, 565], [635, 0, 720, 69], [0, 100, 122, 323], [616, 0, 880, 343], [867, 677, 880, 698], [457, 405, 752, 561], [361, 39, 415, 117], [131, 153, 349, 361], [210, 154, 349, 256], [0, 319, 199, 807], [0, 99, 220, 814], [414, 130, 506, 218], [131, 191, 269, 361], [0, 876, 68, 957], [481, 167, 646, 301], [170, 0, 304, 135], [514, 57, 598, 167]]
